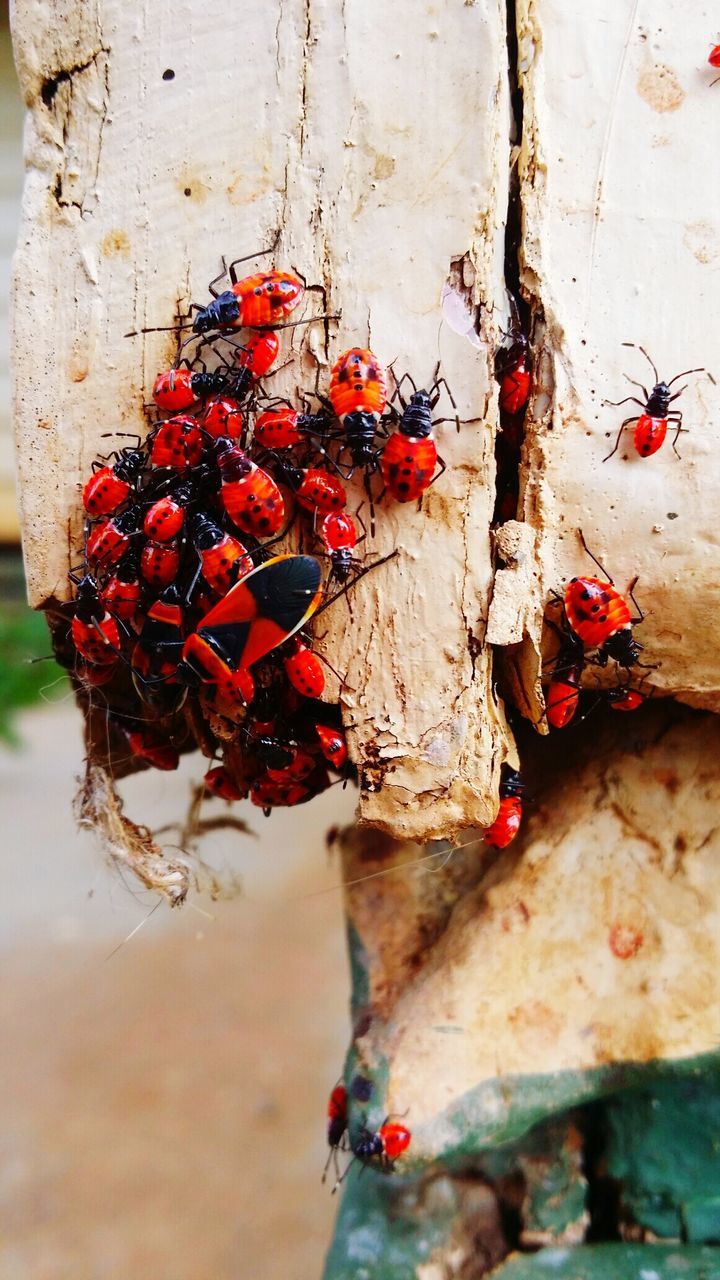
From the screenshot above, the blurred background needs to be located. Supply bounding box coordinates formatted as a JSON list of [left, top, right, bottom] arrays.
[[0, 7, 353, 1276]]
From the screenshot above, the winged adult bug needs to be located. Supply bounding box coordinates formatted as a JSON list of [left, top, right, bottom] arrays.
[[603, 344, 705, 461], [181, 555, 323, 697], [709, 43, 720, 85]]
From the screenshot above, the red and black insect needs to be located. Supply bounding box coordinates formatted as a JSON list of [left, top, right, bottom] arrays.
[[322, 1084, 348, 1184], [118, 722, 180, 772], [318, 512, 362, 584], [253, 405, 331, 450], [283, 637, 325, 699], [249, 772, 316, 813], [153, 365, 229, 412], [82, 446, 145, 517], [266, 746, 317, 782], [272, 458, 347, 515], [203, 764, 246, 801], [562, 533, 645, 669], [86, 506, 142, 570], [495, 296, 532, 417], [484, 767, 523, 849], [229, 330, 281, 402], [143, 481, 195, 541], [150, 414, 205, 470], [332, 1117, 412, 1192], [214, 437, 286, 537], [315, 723, 348, 770], [603, 344, 704, 461], [709, 43, 720, 85], [191, 260, 305, 335], [606, 687, 644, 713], [69, 573, 122, 667], [140, 537, 181, 590], [328, 347, 388, 474], [181, 555, 323, 699], [544, 624, 586, 731], [191, 511, 253, 596], [131, 585, 187, 708], [380, 370, 454, 503], [99, 548, 143, 626], [544, 620, 645, 729], [202, 395, 244, 441]]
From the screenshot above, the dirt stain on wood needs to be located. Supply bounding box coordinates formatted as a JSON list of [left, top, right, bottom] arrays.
[[101, 229, 130, 257], [636, 63, 685, 113]]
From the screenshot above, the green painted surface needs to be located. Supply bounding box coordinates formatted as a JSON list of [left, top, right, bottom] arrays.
[[490, 1244, 720, 1278], [604, 1075, 720, 1243], [346, 921, 369, 1024], [348, 1050, 720, 1170], [323, 1168, 457, 1280]]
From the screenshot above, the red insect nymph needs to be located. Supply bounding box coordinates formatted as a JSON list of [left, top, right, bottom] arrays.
[[603, 345, 704, 462], [82, 447, 145, 516], [484, 768, 523, 849], [563, 577, 641, 666], [215, 438, 286, 537], [150, 415, 204, 470], [380, 377, 448, 503], [192, 268, 304, 335], [284, 639, 325, 698], [70, 575, 121, 667]]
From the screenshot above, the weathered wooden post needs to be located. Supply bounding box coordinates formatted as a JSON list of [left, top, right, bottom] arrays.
[[11, 1, 720, 1275]]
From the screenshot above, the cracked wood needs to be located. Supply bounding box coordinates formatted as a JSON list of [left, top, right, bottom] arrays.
[[11, 0, 514, 842]]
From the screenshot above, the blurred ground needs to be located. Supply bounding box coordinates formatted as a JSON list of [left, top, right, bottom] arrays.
[[0, 700, 355, 1279]]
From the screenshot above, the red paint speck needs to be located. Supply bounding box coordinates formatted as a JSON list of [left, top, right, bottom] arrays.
[[609, 923, 644, 959]]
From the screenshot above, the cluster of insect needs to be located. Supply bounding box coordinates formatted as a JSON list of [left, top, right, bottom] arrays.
[[542, 338, 709, 730], [322, 1082, 412, 1193], [64, 255, 460, 818]]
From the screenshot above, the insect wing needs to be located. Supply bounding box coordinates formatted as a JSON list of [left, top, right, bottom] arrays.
[[194, 555, 323, 669]]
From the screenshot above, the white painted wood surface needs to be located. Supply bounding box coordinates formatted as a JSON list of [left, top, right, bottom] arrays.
[[11, 0, 513, 843], [489, 1, 720, 718]]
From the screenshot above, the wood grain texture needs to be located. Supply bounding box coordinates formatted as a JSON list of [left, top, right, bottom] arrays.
[[11, 0, 514, 843]]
